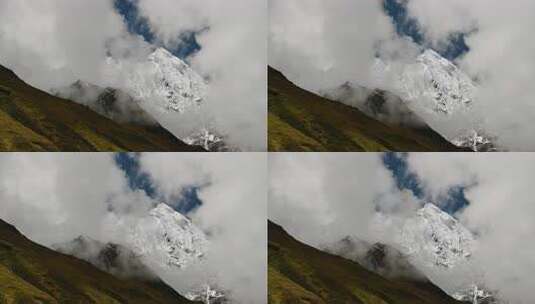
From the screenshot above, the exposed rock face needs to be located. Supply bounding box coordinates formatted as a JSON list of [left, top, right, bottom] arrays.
[[373, 49, 501, 151], [53, 236, 156, 280], [119, 48, 207, 115], [374, 49, 476, 116], [123, 203, 209, 270], [54, 80, 157, 125], [398, 204, 474, 269]]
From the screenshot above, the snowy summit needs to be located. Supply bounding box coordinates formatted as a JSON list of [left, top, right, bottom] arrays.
[[124, 48, 208, 114]]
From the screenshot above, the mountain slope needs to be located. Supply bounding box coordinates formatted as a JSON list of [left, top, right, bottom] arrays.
[[113, 203, 208, 270], [268, 66, 467, 152], [374, 50, 475, 116], [268, 220, 466, 304], [0, 64, 204, 151], [0, 218, 199, 304], [119, 48, 207, 114], [373, 50, 498, 152]]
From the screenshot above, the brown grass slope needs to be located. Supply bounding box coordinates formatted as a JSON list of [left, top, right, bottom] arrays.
[[0, 218, 200, 304], [268, 221, 467, 304], [0, 65, 204, 151], [268, 66, 467, 152]]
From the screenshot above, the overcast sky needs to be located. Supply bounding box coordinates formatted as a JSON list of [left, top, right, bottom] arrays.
[[0, 153, 267, 304], [0, 0, 266, 151], [269, 0, 535, 151], [269, 152, 535, 304]]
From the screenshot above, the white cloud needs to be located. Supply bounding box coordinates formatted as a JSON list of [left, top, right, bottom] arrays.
[[0, 0, 129, 89], [0, 0, 266, 151], [120, 0, 267, 151], [269, 153, 402, 246], [269, 0, 535, 151], [270, 152, 535, 304], [0, 153, 266, 304], [138, 153, 267, 303], [0, 153, 131, 244], [269, 0, 397, 92], [403, 153, 535, 303], [400, 0, 535, 150]]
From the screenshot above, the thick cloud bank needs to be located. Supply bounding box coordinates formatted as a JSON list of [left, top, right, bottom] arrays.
[[269, 153, 413, 246], [269, 153, 535, 304], [269, 0, 397, 92], [0, 153, 266, 304], [0, 0, 266, 151], [270, 0, 535, 150], [405, 153, 535, 303]]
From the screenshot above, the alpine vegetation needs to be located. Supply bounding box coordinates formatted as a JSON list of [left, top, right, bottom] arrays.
[[0, 0, 266, 151], [270, 0, 535, 151], [269, 153, 535, 304], [0, 153, 267, 304]]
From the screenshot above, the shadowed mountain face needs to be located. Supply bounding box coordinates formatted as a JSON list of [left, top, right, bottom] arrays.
[[323, 237, 425, 281], [53, 80, 159, 126], [268, 66, 468, 152], [0, 65, 204, 151], [0, 218, 199, 304], [52, 236, 157, 280], [268, 221, 467, 304]]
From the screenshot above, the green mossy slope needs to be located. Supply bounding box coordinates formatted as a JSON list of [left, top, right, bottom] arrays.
[[268, 66, 467, 152], [0, 219, 199, 304], [268, 221, 467, 304], [0, 65, 204, 152]]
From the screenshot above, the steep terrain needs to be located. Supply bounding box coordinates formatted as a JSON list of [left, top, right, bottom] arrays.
[[53, 80, 158, 125], [323, 237, 425, 281], [0, 218, 199, 304], [52, 236, 157, 280], [268, 220, 466, 304], [374, 50, 476, 116], [268, 66, 467, 152], [55, 203, 225, 304], [396, 204, 474, 269], [373, 50, 497, 151], [0, 64, 204, 151], [116, 48, 207, 114], [105, 48, 231, 151], [112, 203, 208, 270], [394, 204, 495, 303]]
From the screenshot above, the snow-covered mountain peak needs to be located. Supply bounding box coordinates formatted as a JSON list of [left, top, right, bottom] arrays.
[[109, 47, 208, 115], [100, 48, 232, 150], [148, 203, 204, 241], [417, 203, 458, 229], [399, 203, 474, 269], [149, 203, 189, 225], [185, 285, 227, 304], [375, 204, 497, 303], [418, 49, 454, 68], [142, 47, 207, 113], [371, 50, 504, 151], [402, 50, 475, 115], [183, 128, 231, 152], [124, 203, 208, 270], [453, 284, 499, 304], [374, 49, 476, 116], [451, 129, 498, 152], [148, 48, 187, 67]]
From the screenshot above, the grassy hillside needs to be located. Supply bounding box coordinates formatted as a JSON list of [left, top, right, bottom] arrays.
[[0, 65, 204, 151], [0, 219, 199, 304], [268, 66, 467, 152], [268, 221, 467, 304]]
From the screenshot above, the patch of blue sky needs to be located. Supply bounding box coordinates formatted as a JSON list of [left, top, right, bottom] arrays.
[[114, 153, 203, 214], [382, 0, 469, 60], [382, 153, 470, 215], [113, 0, 201, 59]]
